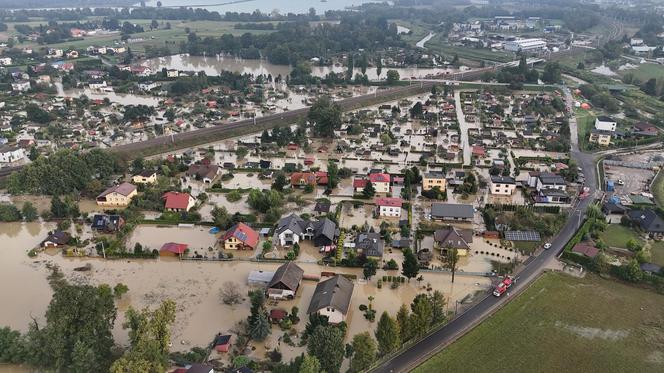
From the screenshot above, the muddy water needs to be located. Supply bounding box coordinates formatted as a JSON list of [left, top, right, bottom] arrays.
[[127, 225, 220, 253], [0, 365, 30, 373], [54, 83, 161, 107], [1, 220, 490, 366], [145, 55, 459, 81], [0, 222, 55, 331]]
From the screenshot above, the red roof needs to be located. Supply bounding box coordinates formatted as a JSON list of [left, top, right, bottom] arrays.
[[160, 242, 188, 254], [221, 223, 259, 249], [369, 173, 390, 183], [353, 178, 368, 189], [291, 172, 317, 186], [270, 309, 288, 320], [304, 157, 315, 165], [375, 197, 403, 207], [472, 146, 486, 156], [162, 192, 192, 210], [572, 243, 599, 258], [315, 171, 328, 185]]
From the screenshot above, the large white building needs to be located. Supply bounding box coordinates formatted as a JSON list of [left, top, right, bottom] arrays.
[[595, 116, 617, 132], [0, 146, 26, 164], [504, 38, 547, 52]]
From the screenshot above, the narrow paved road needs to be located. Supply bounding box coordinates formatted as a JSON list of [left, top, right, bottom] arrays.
[[453, 90, 472, 166]]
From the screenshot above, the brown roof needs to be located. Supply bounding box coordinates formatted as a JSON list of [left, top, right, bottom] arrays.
[[434, 227, 473, 249], [572, 242, 599, 258], [97, 182, 136, 198], [268, 261, 304, 292]]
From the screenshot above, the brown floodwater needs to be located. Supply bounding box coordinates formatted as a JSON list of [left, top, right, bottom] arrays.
[[1, 220, 490, 366]]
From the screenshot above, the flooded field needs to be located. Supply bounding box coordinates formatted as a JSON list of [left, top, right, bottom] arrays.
[[127, 225, 220, 253], [144, 55, 459, 81], [1, 221, 491, 363]]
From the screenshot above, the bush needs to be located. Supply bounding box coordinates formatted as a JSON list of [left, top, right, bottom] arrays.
[[359, 304, 368, 311]]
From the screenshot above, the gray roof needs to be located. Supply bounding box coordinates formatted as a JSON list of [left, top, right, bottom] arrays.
[[307, 275, 354, 315], [538, 172, 565, 186], [355, 232, 384, 258], [490, 176, 516, 184], [424, 172, 445, 179], [268, 262, 304, 292], [431, 203, 474, 219], [434, 227, 473, 249], [627, 209, 664, 233], [314, 218, 337, 242], [275, 214, 306, 236]]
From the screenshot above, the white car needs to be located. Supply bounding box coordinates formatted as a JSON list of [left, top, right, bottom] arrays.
[[617, 179, 625, 185], [543, 243, 552, 250]]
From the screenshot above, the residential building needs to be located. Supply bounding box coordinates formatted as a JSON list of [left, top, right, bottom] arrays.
[[0, 57, 12, 65], [186, 164, 219, 184], [536, 188, 570, 204], [11, 80, 31, 92], [167, 69, 179, 77], [0, 146, 25, 164], [274, 214, 338, 247], [594, 116, 617, 132], [535, 172, 566, 191], [138, 81, 161, 91], [267, 261, 304, 299], [212, 334, 232, 353], [627, 209, 664, 237], [91, 214, 125, 233], [41, 231, 71, 248], [354, 232, 384, 258], [489, 176, 517, 195], [589, 129, 612, 146], [307, 275, 354, 324], [433, 227, 472, 256], [290, 171, 328, 187], [186, 363, 215, 373], [132, 170, 157, 184], [162, 191, 196, 212], [422, 172, 447, 192], [430, 203, 474, 221], [220, 222, 259, 250], [375, 197, 403, 218], [633, 122, 658, 137], [96, 182, 137, 207], [368, 172, 391, 193]]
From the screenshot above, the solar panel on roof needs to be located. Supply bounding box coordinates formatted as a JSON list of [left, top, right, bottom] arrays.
[[236, 231, 247, 241]]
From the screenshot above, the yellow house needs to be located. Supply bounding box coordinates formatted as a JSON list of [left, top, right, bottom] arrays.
[[589, 130, 611, 146], [422, 172, 447, 192], [96, 182, 137, 207], [131, 170, 157, 184]]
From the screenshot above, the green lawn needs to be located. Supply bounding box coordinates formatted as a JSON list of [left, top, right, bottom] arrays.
[[575, 108, 595, 149], [512, 240, 540, 255], [617, 63, 664, 83], [415, 272, 664, 373], [651, 241, 664, 267], [600, 224, 642, 248]]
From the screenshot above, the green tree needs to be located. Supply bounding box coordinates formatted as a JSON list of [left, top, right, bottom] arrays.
[[591, 252, 611, 275], [542, 62, 561, 84], [0, 327, 28, 363], [410, 294, 433, 338], [30, 284, 117, 372], [307, 325, 344, 373], [362, 181, 375, 198], [401, 248, 419, 281], [212, 205, 231, 229], [386, 70, 400, 85], [375, 311, 400, 356], [443, 246, 460, 283], [376, 55, 383, 77], [327, 161, 339, 190], [363, 258, 378, 280], [308, 96, 342, 138], [272, 172, 288, 191], [250, 312, 271, 341], [350, 332, 377, 372], [429, 290, 446, 325], [21, 202, 38, 222], [299, 354, 322, 373], [395, 304, 411, 342], [111, 300, 176, 373]]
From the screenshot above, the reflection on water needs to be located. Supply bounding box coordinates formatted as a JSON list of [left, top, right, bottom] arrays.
[[144, 0, 381, 14], [54, 83, 160, 107], [145, 54, 458, 81]]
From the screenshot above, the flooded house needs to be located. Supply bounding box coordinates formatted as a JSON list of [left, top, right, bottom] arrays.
[[433, 227, 473, 256], [131, 169, 157, 184], [307, 275, 354, 324], [219, 223, 259, 250], [41, 231, 71, 248], [91, 214, 125, 233], [186, 164, 220, 184], [354, 232, 384, 259], [96, 182, 137, 207], [162, 191, 196, 212], [159, 242, 188, 257], [274, 214, 338, 248], [267, 261, 304, 300]]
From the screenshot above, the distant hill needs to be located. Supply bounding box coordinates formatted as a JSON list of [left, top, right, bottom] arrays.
[[0, 0, 137, 9]]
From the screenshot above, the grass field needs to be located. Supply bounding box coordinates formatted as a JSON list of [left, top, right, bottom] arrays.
[[512, 240, 540, 254], [575, 108, 595, 149], [425, 37, 513, 65], [651, 241, 664, 267], [654, 170, 664, 208], [600, 224, 643, 248], [415, 272, 664, 373], [617, 63, 664, 83]]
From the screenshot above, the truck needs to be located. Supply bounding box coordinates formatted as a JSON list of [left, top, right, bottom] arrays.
[[492, 277, 513, 297]]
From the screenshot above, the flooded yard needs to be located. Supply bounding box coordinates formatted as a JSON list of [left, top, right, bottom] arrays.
[[127, 225, 219, 253]]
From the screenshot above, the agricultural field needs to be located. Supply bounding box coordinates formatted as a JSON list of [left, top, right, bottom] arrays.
[[617, 63, 664, 83], [415, 272, 664, 373], [652, 242, 664, 268]]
